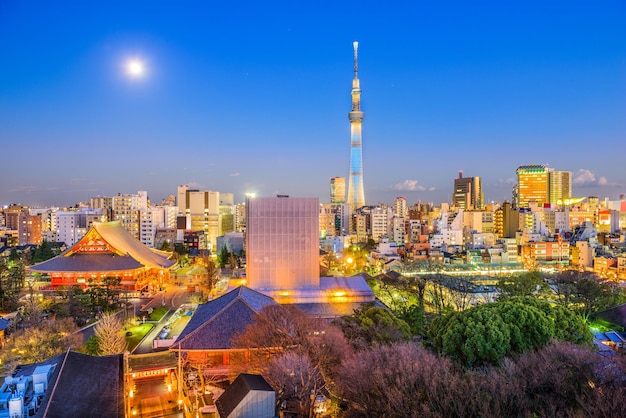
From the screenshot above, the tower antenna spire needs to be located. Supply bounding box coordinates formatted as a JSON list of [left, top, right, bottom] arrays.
[[353, 41, 359, 78]]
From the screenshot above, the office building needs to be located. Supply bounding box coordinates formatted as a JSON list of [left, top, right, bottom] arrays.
[[548, 170, 572, 206], [453, 171, 483, 210], [516, 164, 550, 208], [330, 177, 346, 205]]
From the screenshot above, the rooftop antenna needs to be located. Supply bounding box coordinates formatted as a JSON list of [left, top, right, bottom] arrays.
[[353, 41, 359, 79]]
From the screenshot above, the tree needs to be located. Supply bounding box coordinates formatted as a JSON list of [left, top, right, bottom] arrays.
[[232, 303, 353, 416], [18, 292, 45, 329], [0, 318, 82, 374], [501, 341, 625, 417], [395, 304, 425, 336], [197, 254, 219, 301], [513, 296, 593, 345], [335, 343, 475, 418], [53, 286, 92, 326], [233, 304, 312, 352], [93, 312, 127, 355], [333, 305, 411, 350], [173, 243, 189, 266], [216, 245, 230, 268], [31, 240, 56, 263], [266, 352, 325, 418], [227, 251, 238, 270], [496, 271, 547, 299], [424, 273, 453, 315], [428, 299, 584, 366], [551, 271, 625, 320], [430, 305, 511, 366], [232, 304, 353, 389], [159, 240, 173, 252], [0, 257, 26, 311], [321, 249, 337, 275], [86, 276, 121, 311]]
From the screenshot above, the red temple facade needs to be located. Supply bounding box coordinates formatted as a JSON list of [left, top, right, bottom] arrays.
[[28, 221, 176, 292]]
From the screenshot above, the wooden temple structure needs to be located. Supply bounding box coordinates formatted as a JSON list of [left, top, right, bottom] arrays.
[[28, 221, 176, 292]]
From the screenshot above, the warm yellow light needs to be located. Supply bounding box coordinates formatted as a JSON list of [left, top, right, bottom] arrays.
[[167, 384, 172, 392], [346, 257, 353, 264], [129, 390, 134, 398], [333, 291, 346, 297]]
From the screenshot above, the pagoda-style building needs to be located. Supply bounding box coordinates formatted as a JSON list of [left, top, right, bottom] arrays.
[[28, 221, 175, 292]]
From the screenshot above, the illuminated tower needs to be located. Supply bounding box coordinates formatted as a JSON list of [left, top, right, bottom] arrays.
[[347, 41, 365, 211]]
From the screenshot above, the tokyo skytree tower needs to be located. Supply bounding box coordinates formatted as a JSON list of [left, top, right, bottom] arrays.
[[346, 41, 365, 210]]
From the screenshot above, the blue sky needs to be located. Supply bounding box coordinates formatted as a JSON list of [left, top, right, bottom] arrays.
[[1, 1, 625, 207]]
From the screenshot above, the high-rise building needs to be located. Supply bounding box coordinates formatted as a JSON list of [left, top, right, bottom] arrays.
[[516, 165, 571, 208], [346, 41, 365, 211], [330, 177, 346, 205], [394, 196, 408, 218], [111, 191, 148, 239], [177, 185, 221, 251], [494, 201, 520, 238], [516, 164, 550, 208], [548, 170, 572, 205], [453, 171, 483, 210], [246, 196, 320, 290]]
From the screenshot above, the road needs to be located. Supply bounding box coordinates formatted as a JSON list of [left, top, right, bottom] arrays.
[[132, 283, 193, 354]]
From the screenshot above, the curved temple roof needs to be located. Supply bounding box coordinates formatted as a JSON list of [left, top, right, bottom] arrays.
[[28, 221, 175, 273]]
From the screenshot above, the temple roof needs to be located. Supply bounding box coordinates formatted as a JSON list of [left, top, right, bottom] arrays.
[[9, 351, 125, 418], [28, 253, 144, 273], [28, 220, 175, 273], [172, 286, 277, 351]]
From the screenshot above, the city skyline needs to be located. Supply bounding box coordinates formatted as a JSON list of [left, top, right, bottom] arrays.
[[1, 1, 625, 208]]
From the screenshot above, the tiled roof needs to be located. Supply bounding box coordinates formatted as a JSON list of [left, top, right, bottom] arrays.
[[28, 220, 174, 273], [173, 286, 277, 350], [13, 351, 124, 418], [92, 221, 175, 268], [215, 373, 274, 418], [28, 253, 144, 272]]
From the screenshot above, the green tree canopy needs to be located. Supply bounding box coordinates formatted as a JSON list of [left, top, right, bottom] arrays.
[[550, 271, 625, 320], [497, 271, 547, 299], [333, 305, 411, 350], [216, 245, 230, 268], [31, 240, 56, 263], [395, 304, 425, 336], [428, 298, 591, 366]]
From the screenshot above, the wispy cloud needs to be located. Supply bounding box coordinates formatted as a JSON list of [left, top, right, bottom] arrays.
[[9, 185, 57, 193], [573, 169, 621, 187], [229, 173, 240, 177], [498, 177, 516, 185], [391, 179, 435, 192], [184, 181, 203, 189]]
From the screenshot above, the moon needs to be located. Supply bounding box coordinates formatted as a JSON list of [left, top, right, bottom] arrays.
[[125, 59, 145, 78]]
